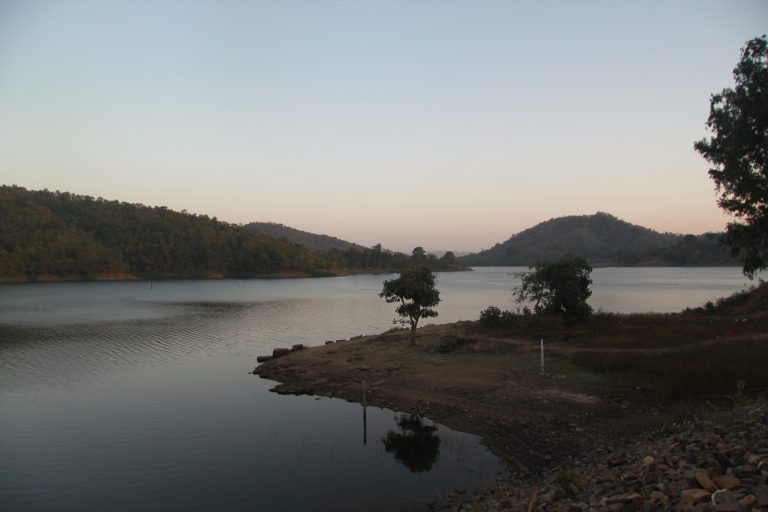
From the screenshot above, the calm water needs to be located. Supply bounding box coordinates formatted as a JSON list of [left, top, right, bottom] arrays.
[[0, 267, 759, 511]]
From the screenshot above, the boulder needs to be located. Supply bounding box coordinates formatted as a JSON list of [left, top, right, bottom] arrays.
[[272, 347, 291, 357], [256, 355, 272, 363], [291, 344, 304, 351]]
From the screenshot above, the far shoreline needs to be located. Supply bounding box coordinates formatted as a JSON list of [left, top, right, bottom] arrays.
[[0, 266, 472, 285], [1, 264, 757, 286]]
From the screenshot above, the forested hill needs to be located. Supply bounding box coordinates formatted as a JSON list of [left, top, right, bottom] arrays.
[[459, 212, 738, 267], [0, 186, 466, 282], [0, 186, 343, 281], [244, 222, 367, 253]]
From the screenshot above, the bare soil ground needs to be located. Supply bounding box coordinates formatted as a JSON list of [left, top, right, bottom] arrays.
[[253, 320, 753, 474]]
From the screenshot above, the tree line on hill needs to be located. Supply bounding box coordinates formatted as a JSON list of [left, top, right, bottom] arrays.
[[0, 186, 463, 282], [459, 212, 738, 267], [243, 222, 368, 253]]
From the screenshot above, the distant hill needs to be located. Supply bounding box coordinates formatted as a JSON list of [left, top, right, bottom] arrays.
[[0, 186, 465, 282], [0, 186, 341, 281], [244, 224, 469, 271], [244, 222, 367, 253], [459, 212, 738, 267]]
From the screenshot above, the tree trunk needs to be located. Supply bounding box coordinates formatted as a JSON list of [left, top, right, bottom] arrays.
[[410, 323, 417, 345]]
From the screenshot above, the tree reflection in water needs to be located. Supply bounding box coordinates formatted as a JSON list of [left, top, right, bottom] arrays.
[[382, 414, 441, 472]]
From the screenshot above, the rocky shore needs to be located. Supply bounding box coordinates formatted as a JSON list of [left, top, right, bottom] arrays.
[[465, 398, 768, 512]]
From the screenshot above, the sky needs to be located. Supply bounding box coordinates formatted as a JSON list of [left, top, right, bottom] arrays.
[[0, 1, 766, 252]]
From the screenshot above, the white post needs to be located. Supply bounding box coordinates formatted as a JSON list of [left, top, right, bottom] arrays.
[[540, 338, 544, 374]]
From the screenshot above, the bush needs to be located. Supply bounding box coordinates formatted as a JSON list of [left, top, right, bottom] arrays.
[[432, 335, 471, 354], [479, 306, 525, 327], [514, 256, 593, 322], [479, 306, 502, 326]]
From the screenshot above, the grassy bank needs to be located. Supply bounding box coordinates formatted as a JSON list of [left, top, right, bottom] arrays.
[[469, 281, 768, 403]]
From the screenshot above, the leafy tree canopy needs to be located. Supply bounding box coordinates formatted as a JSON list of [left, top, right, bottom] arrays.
[[694, 35, 768, 277], [514, 256, 593, 322], [380, 267, 440, 345]]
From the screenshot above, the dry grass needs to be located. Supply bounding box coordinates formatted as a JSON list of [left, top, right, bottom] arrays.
[[470, 283, 768, 402], [472, 311, 767, 349], [570, 338, 768, 402]]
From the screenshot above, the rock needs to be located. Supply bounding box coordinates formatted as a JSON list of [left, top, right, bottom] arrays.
[[711, 489, 737, 504], [324, 341, 334, 345], [608, 456, 627, 467], [432, 397, 768, 512], [714, 501, 741, 511], [712, 475, 741, 490], [739, 494, 756, 508], [606, 493, 643, 506], [681, 489, 710, 504], [291, 344, 304, 351], [732, 464, 755, 476], [713, 452, 733, 471], [696, 471, 718, 492], [272, 347, 291, 357], [256, 355, 272, 363]]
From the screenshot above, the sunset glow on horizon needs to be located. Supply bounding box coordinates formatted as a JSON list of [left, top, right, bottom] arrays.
[[1, 0, 766, 252]]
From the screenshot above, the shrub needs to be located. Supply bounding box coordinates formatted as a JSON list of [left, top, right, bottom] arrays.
[[479, 306, 502, 326], [432, 335, 471, 354], [514, 256, 593, 322]]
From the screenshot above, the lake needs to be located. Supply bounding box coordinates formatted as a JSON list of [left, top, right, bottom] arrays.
[[0, 267, 759, 511]]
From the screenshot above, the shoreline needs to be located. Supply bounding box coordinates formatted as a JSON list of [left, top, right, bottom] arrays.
[[253, 322, 694, 474], [253, 318, 768, 509], [0, 266, 471, 285], [1, 263, 751, 286]]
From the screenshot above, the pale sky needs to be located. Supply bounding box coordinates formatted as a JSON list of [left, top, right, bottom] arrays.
[[1, 1, 766, 252]]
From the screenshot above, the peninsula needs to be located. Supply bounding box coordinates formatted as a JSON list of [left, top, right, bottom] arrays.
[[255, 283, 768, 509]]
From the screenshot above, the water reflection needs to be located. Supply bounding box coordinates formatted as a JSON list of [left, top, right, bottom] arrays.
[[383, 415, 441, 472]]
